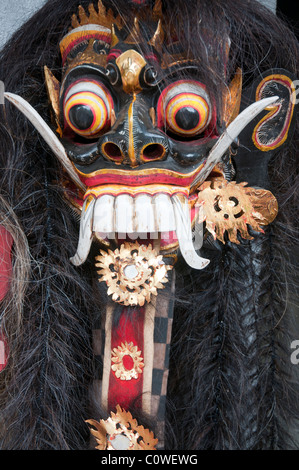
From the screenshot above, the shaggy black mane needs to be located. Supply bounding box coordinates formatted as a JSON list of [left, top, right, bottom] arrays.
[[0, 0, 298, 449]]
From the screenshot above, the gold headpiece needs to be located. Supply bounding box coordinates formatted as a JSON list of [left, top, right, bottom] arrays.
[[70, 1, 122, 30], [109, 0, 164, 52], [59, 1, 122, 65], [60, 0, 166, 67]]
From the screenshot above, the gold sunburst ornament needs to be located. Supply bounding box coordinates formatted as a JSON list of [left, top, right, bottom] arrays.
[[111, 341, 144, 380], [197, 179, 278, 244], [86, 405, 158, 450], [95, 242, 173, 306]]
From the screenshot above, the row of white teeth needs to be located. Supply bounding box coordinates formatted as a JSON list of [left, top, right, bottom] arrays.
[[70, 193, 210, 270]]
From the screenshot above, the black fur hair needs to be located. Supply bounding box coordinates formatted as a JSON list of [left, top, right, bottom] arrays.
[[0, 0, 298, 449]]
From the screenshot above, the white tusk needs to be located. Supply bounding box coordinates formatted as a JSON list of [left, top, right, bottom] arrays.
[[172, 195, 210, 270], [70, 198, 95, 266], [4, 92, 86, 192], [191, 96, 279, 189]]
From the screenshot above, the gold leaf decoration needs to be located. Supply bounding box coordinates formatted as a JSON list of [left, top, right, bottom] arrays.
[[95, 242, 173, 306], [86, 405, 158, 450], [197, 179, 278, 244], [111, 341, 144, 381]]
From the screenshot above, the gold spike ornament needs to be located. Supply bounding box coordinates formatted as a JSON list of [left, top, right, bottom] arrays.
[[71, 0, 122, 30]]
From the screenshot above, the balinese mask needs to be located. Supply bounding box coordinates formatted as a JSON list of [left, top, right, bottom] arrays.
[[4, 0, 298, 450]]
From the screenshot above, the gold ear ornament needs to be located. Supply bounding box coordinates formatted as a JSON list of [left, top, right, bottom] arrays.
[[197, 179, 278, 244]]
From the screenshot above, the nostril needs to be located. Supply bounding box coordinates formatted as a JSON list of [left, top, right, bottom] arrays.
[[142, 143, 166, 162], [102, 142, 124, 163]]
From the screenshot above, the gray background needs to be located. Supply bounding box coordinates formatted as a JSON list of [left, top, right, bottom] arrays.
[[0, 0, 277, 49], [0, 0, 47, 48]]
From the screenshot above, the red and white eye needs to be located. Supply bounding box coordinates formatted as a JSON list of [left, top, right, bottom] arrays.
[[63, 80, 114, 138], [157, 80, 212, 137]]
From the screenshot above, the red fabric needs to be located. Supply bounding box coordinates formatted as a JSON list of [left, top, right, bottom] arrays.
[[0, 226, 13, 372], [0, 226, 13, 302], [108, 307, 145, 411], [0, 333, 8, 372]]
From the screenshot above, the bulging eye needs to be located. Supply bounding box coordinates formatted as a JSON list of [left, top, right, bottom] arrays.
[[157, 80, 212, 137], [165, 93, 210, 136], [63, 80, 114, 138]]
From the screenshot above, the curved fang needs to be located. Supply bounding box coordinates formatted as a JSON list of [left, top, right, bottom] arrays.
[[70, 198, 95, 266], [172, 195, 210, 270], [4, 92, 86, 192]]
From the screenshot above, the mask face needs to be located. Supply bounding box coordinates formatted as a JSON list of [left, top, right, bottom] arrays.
[[5, 0, 296, 305], [55, 3, 223, 271], [49, 0, 275, 275]]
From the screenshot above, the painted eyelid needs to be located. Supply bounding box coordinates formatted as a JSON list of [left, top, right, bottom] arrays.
[[162, 82, 211, 105], [64, 81, 111, 104]]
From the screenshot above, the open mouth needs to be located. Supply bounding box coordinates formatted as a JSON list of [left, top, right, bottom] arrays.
[[70, 184, 210, 270]]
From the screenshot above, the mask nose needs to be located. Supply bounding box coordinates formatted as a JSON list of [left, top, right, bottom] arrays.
[[100, 138, 167, 166], [98, 96, 168, 167]]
